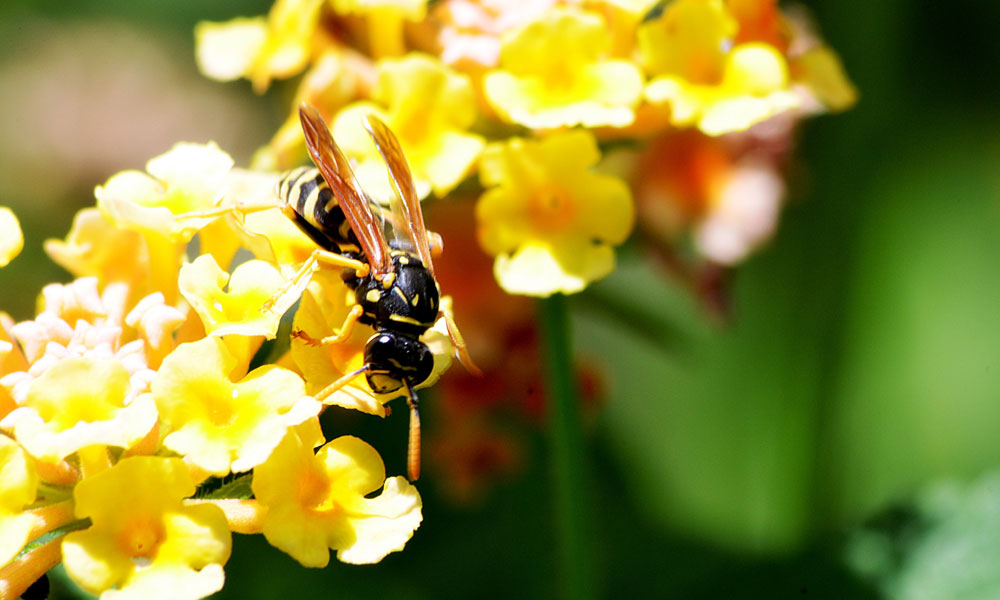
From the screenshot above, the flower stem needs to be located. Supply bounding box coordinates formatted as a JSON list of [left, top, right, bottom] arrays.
[[0, 538, 61, 599], [537, 294, 596, 600]]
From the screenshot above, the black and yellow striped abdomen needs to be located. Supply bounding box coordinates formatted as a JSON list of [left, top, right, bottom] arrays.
[[277, 166, 361, 254]]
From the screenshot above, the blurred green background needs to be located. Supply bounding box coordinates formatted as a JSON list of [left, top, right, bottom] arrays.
[[2, 0, 1000, 598]]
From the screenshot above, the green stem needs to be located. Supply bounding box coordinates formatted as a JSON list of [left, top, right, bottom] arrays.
[[538, 294, 596, 600]]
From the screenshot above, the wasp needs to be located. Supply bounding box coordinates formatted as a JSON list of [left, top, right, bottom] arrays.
[[267, 103, 477, 481]]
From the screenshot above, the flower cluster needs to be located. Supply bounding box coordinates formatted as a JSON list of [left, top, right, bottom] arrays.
[[0, 1, 854, 596], [0, 140, 435, 599], [198, 0, 854, 296]]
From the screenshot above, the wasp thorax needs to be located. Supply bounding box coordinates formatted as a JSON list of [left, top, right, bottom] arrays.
[[363, 332, 433, 394], [352, 251, 439, 337]]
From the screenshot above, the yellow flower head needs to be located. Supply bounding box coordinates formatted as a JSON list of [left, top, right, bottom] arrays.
[[151, 337, 321, 476], [195, 0, 325, 93], [1, 357, 157, 463], [638, 0, 799, 135], [0, 207, 23, 268], [44, 208, 150, 297], [333, 53, 485, 201], [0, 279, 183, 405], [96, 142, 234, 243], [252, 425, 422, 566], [483, 7, 644, 129], [0, 436, 38, 567], [62, 456, 231, 600], [477, 130, 634, 296], [178, 255, 286, 339]]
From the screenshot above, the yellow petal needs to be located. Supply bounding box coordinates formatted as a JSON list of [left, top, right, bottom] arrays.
[[0, 207, 23, 267], [179, 255, 285, 338], [195, 17, 268, 81]]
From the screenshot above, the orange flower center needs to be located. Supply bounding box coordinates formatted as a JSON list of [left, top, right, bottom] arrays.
[[528, 185, 576, 231], [121, 518, 165, 559], [204, 388, 238, 427]]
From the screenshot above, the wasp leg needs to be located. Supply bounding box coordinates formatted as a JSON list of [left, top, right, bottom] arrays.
[[262, 249, 370, 313], [314, 365, 370, 404], [292, 304, 364, 346], [443, 309, 482, 376], [404, 380, 421, 481]]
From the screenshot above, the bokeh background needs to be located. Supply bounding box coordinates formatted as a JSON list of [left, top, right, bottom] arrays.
[[1, 0, 999, 597]]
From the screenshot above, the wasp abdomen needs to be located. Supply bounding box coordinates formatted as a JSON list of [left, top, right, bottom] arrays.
[[277, 167, 361, 254]]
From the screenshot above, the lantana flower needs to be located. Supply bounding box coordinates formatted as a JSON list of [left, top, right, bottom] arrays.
[[178, 255, 286, 339], [477, 130, 634, 296], [151, 337, 320, 476], [252, 423, 422, 566], [195, 0, 325, 93], [483, 7, 644, 129], [61, 456, 231, 599], [0, 436, 38, 567], [43, 208, 151, 299], [333, 53, 485, 201], [638, 0, 799, 135], [1, 357, 157, 463], [0, 207, 23, 267], [633, 129, 784, 265], [95, 142, 235, 302]]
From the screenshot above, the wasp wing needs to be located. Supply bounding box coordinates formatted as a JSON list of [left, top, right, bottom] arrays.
[[299, 103, 392, 275], [361, 114, 436, 276]]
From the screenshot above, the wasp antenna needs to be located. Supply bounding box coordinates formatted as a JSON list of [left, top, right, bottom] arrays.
[[314, 365, 370, 404], [404, 380, 421, 481]]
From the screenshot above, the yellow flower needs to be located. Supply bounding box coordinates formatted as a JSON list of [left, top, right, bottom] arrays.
[[1, 357, 157, 463], [195, 0, 325, 93], [477, 130, 634, 296], [252, 425, 422, 566], [96, 142, 234, 243], [0, 207, 23, 268], [151, 337, 320, 476], [332, 0, 426, 20], [178, 255, 286, 338], [638, 0, 799, 135], [1, 278, 183, 396], [95, 142, 235, 303], [0, 436, 38, 567], [44, 208, 150, 297], [333, 53, 485, 201], [62, 456, 231, 600], [790, 46, 858, 113], [483, 7, 644, 129]]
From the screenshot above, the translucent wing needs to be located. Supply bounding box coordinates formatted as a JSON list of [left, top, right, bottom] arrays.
[[299, 104, 392, 275], [361, 114, 436, 276]]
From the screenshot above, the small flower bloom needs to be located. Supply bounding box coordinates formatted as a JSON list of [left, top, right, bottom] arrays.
[[0, 436, 38, 567], [638, 0, 799, 135], [252, 425, 422, 566], [96, 142, 234, 243], [61, 456, 231, 600], [483, 7, 644, 129], [430, 0, 556, 70], [0, 207, 23, 267], [634, 130, 784, 264], [477, 130, 634, 296], [333, 53, 485, 201], [178, 254, 286, 338], [151, 337, 320, 476], [195, 0, 325, 93], [1, 357, 157, 463], [43, 208, 150, 297]]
